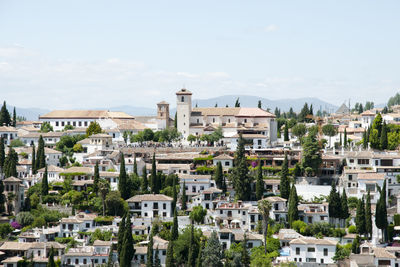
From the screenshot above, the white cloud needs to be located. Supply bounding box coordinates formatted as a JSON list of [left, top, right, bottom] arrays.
[[263, 24, 278, 32]]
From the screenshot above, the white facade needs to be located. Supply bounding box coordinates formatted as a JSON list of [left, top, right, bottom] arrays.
[[127, 194, 173, 218], [289, 237, 337, 265]]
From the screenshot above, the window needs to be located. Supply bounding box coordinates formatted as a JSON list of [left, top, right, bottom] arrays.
[[163, 203, 166, 209], [67, 259, 71, 264], [38, 250, 41, 256], [79, 121, 82, 126], [84, 121, 88, 126], [73, 122, 76, 126], [163, 212, 167, 217], [86, 223, 90, 228], [83, 259, 87, 264], [247, 242, 253, 248], [296, 247, 300, 255], [55, 121, 59, 126], [75, 259, 79, 264], [213, 118, 215, 123], [348, 175, 353, 180], [163, 250, 166, 255], [321, 259, 324, 264], [324, 248, 328, 256], [357, 159, 369, 165], [225, 161, 230, 166], [181, 96, 184, 102], [349, 159, 354, 163], [307, 247, 315, 252], [62, 121, 65, 126]]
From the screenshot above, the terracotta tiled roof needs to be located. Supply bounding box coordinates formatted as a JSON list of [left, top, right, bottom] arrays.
[[40, 110, 133, 119], [127, 194, 173, 202]]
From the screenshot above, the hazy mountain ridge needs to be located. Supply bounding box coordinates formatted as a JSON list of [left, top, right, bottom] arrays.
[[8, 95, 338, 121]]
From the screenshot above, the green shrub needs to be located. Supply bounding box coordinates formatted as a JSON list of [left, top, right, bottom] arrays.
[[348, 225, 357, 234]]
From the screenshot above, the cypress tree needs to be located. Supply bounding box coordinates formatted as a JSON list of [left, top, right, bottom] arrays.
[[0, 101, 11, 126], [222, 175, 227, 193], [363, 129, 368, 149], [166, 239, 175, 267], [232, 134, 252, 200], [365, 190, 373, 239], [0, 137, 4, 172], [187, 223, 197, 267], [117, 214, 126, 260], [12, 107, 16, 127], [31, 144, 36, 175], [284, 122, 289, 141], [288, 183, 299, 227], [376, 180, 388, 242], [280, 154, 290, 200], [146, 236, 154, 267], [41, 165, 49, 197], [172, 178, 177, 212], [340, 189, 349, 226], [182, 181, 187, 211], [4, 147, 17, 178], [241, 232, 250, 267], [151, 153, 157, 193], [0, 180, 5, 213], [214, 161, 223, 189], [133, 154, 138, 176], [352, 235, 361, 254], [339, 133, 342, 147], [258, 100, 262, 109], [355, 197, 366, 236], [328, 182, 341, 224], [36, 135, 46, 170], [107, 244, 114, 267], [344, 128, 348, 148], [171, 209, 179, 241], [120, 215, 135, 267], [174, 112, 177, 129], [141, 166, 148, 193], [47, 247, 56, 267], [202, 231, 223, 267], [118, 153, 129, 199], [93, 161, 100, 194], [255, 159, 264, 200], [154, 246, 161, 267], [195, 240, 203, 267], [380, 121, 388, 150]]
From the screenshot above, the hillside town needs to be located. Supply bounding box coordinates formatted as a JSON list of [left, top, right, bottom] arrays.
[[0, 89, 400, 267]]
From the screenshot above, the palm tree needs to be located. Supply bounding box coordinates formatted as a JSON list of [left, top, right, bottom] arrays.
[[258, 198, 272, 255], [99, 179, 110, 216]]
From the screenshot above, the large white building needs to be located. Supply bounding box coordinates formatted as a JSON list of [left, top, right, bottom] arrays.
[[175, 89, 277, 147]]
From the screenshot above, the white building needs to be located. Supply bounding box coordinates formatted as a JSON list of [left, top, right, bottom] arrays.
[[289, 237, 337, 265], [175, 89, 277, 147], [0, 126, 18, 145], [127, 194, 173, 218]]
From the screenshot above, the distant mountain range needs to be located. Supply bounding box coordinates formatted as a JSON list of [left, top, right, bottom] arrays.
[[9, 95, 339, 121]]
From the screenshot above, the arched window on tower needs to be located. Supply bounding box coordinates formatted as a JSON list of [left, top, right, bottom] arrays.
[[181, 96, 185, 102]]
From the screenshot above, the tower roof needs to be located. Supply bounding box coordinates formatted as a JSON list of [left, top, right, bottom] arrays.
[[176, 88, 192, 95], [157, 101, 169, 105]]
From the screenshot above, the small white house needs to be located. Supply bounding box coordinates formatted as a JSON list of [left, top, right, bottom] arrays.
[[127, 194, 173, 218], [289, 237, 337, 265]]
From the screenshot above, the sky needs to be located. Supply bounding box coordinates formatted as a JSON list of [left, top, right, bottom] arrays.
[[0, 0, 399, 110]]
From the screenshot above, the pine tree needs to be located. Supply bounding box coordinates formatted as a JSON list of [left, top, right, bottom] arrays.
[[172, 209, 179, 241], [280, 154, 290, 200], [376, 180, 388, 242], [182, 181, 187, 210], [31, 144, 36, 175], [380, 121, 388, 150], [365, 190, 373, 239], [117, 214, 126, 261], [93, 161, 100, 194], [284, 122, 289, 141], [12, 107, 16, 127], [120, 215, 135, 267], [214, 161, 223, 189], [118, 153, 130, 199], [142, 166, 148, 193], [202, 231, 223, 267], [241, 232, 250, 267], [288, 184, 299, 227], [133, 154, 138, 176], [41, 165, 49, 197], [340, 189, 349, 225], [166, 239, 175, 267], [154, 246, 161, 267], [255, 160, 264, 200], [187, 223, 197, 267], [146, 236, 154, 267], [0, 137, 4, 172], [151, 153, 158, 193], [47, 247, 56, 267], [355, 197, 366, 236]]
